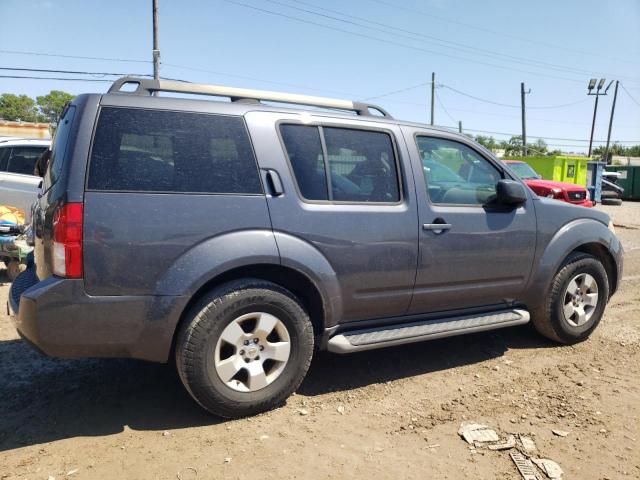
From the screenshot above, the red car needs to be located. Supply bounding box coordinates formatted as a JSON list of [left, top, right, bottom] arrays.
[[503, 160, 593, 208]]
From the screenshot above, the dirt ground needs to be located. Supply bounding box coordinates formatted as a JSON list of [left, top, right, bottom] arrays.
[[1, 203, 639, 480]]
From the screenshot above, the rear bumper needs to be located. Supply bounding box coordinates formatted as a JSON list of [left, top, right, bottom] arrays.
[[9, 272, 188, 362]]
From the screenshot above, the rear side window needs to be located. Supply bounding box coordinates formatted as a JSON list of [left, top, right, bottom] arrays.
[[280, 124, 400, 203], [88, 108, 262, 194], [0, 148, 10, 170], [44, 105, 75, 190], [7, 147, 47, 175]]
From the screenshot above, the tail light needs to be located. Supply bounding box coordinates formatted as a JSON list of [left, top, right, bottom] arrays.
[[52, 203, 83, 278]]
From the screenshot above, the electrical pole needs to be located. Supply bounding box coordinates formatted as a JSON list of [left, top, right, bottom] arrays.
[[430, 72, 435, 125], [152, 0, 160, 82], [458, 121, 462, 134], [603, 80, 619, 163], [588, 90, 600, 158], [587, 79, 609, 158], [520, 82, 530, 156]]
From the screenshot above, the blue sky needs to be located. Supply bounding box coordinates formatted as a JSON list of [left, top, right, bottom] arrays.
[[1, 0, 639, 152]]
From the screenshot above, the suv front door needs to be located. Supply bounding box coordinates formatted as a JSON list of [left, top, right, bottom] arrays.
[[403, 128, 537, 314]]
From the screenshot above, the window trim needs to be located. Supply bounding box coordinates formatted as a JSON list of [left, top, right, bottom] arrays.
[[85, 106, 265, 196], [277, 120, 405, 206], [414, 132, 510, 208]]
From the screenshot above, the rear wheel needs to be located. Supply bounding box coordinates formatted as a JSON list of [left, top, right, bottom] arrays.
[[175, 279, 314, 418], [601, 197, 622, 206], [531, 252, 609, 344], [6, 260, 25, 281]]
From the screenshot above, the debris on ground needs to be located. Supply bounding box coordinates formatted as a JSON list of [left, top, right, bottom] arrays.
[[551, 429, 569, 437], [297, 408, 309, 416], [336, 404, 345, 415], [519, 435, 537, 452], [66, 469, 79, 477], [458, 422, 500, 444], [532, 458, 564, 479], [510, 451, 539, 480], [488, 434, 516, 450]]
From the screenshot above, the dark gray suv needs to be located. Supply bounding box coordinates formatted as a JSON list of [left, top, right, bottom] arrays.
[[9, 77, 623, 418]]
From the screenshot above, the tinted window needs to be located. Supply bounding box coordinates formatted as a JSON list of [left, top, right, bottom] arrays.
[[324, 128, 399, 202], [417, 136, 502, 205], [0, 147, 10, 171], [280, 124, 328, 200], [7, 146, 47, 175], [280, 124, 400, 203], [88, 108, 262, 194], [44, 105, 76, 191]]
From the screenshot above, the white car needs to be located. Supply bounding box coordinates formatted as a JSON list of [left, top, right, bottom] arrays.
[[0, 138, 50, 222]]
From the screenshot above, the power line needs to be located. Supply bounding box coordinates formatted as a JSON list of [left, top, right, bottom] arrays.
[[272, 0, 640, 84], [0, 75, 112, 82], [435, 91, 457, 124], [222, 0, 601, 85], [0, 49, 150, 64], [0, 67, 185, 82], [441, 84, 590, 109], [361, 81, 431, 101], [366, 0, 640, 67], [621, 83, 640, 108]]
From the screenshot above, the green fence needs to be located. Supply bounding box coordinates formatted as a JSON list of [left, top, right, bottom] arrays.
[[503, 156, 589, 186]]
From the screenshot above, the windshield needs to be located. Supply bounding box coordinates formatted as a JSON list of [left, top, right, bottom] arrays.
[[507, 162, 539, 180]]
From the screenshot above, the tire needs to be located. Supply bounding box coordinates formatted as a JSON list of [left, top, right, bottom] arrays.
[[175, 279, 314, 418], [531, 252, 609, 344], [599, 190, 618, 199], [601, 197, 622, 206]]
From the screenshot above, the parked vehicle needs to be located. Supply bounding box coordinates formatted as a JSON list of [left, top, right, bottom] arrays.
[[9, 78, 623, 418], [0, 138, 50, 221], [503, 160, 593, 207]]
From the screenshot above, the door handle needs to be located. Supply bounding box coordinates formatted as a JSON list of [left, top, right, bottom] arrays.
[[423, 222, 452, 232], [265, 169, 284, 196]]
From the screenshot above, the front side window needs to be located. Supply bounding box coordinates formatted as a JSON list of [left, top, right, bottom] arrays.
[[88, 108, 262, 194], [7, 147, 47, 175], [417, 136, 502, 205], [280, 124, 400, 203]]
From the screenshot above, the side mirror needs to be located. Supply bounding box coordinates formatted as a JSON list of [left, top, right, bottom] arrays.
[[496, 179, 527, 206]]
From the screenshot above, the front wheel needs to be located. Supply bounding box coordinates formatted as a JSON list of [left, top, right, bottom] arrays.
[[531, 252, 609, 344], [175, 279, 314, 418]]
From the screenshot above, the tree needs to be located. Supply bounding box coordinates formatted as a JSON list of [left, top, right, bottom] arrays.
[[505, 135, 523, 156], [0, 93, 39, 122], [529, 138, 548, 156], [36, 90, 75, 123], [474, 135, 498, 150]]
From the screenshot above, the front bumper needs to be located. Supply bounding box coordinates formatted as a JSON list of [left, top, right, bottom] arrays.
[[9, 270, 188, 362], [567, 198, 595, 208]]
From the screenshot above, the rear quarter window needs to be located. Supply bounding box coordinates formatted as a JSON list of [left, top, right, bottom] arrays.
[[44, 105, 76, 191], [87, 107, 262, 194]]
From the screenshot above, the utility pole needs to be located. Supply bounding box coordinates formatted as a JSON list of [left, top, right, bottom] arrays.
[[587, 78, 609, 157], [520, 82, 530, 156], [458, 120, 462, 134], [430, 72, 435, 125], [152, 0, 160, 82], [603, 80, 619, 164]]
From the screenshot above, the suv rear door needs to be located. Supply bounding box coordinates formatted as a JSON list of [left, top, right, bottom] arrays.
[[402, 127, 537, 314], [246, 112, 419, 323]]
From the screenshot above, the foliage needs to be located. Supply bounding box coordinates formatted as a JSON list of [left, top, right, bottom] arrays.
[[593, 143, 640, 158], [0, 90, 75, 123], [0, 94, 40, 122], [36, 90, 75, 123]]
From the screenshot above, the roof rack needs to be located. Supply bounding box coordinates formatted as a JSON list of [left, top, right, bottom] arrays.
[[107, 77, 393, 118]]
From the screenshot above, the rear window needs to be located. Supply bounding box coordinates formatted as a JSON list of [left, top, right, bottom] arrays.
[[88, 108, 262, 194]]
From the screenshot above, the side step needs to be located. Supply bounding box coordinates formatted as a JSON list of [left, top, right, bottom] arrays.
[[327, 309, 530, 353]]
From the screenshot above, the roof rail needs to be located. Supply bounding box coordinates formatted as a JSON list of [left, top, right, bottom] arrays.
[[107, 77, 393, 118]]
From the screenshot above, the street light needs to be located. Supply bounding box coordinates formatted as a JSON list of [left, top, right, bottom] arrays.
[[587, 78, 608, 157]]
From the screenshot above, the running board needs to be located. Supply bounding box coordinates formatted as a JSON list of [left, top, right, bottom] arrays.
[[327, 309, 530, 353]]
